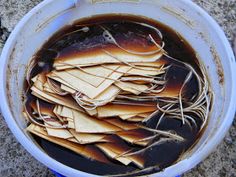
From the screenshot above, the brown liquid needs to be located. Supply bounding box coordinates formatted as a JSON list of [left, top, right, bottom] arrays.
[[26, 15, 204, 176]]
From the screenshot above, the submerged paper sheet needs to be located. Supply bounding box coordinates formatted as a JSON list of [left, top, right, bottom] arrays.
[[54, 46, 164, 70], [27, 124, 110, 163]]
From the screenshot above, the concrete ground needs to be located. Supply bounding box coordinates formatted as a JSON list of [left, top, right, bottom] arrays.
[[0, 0, 235, 176]]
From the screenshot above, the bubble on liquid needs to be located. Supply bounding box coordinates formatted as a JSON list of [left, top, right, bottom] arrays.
[[82, 26, 90, 32], [38, 61, 45, 67]]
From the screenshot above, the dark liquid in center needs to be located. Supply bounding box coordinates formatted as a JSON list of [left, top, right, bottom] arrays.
[[27, 15, 205, 176]]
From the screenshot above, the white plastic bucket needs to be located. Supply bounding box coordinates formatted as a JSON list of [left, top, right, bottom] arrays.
[[0, 0, 235, 176]]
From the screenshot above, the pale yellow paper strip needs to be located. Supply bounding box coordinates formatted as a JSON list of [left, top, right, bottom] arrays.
[[105, 118, 138, 130], [115, 81, 148, 95], [67, 65, 119, 87], [97, 104, 156, 118], [72, 110, 122, 133], [31, 86, 83, 112], [69, 129, 109, 144], [49, 65, 130, 99]]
